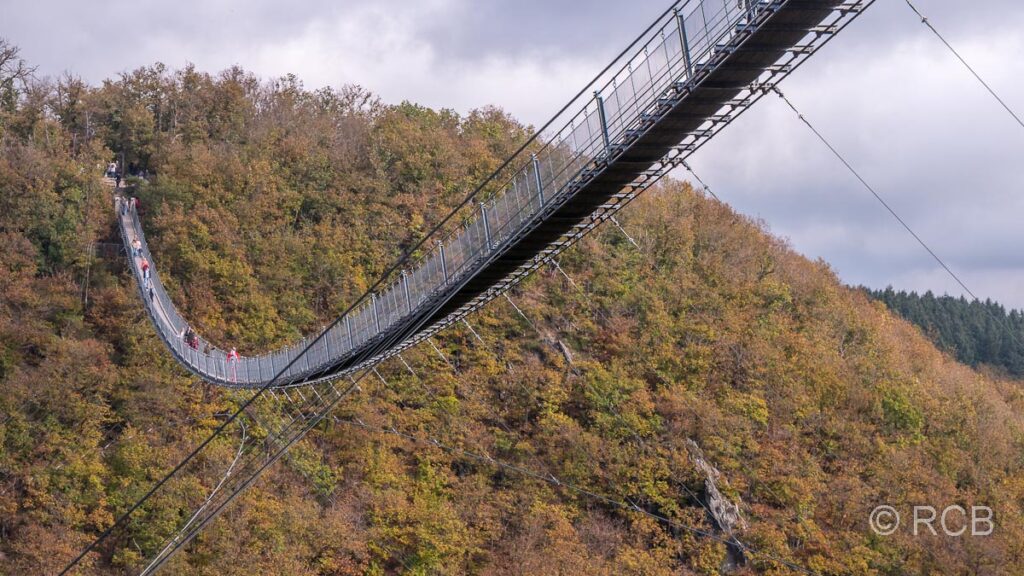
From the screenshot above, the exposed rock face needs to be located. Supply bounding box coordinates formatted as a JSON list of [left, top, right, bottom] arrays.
[[686, 438, 748, 568], [555, 339, 574, 366]]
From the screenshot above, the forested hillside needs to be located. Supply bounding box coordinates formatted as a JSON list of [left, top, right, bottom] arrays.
[[867, 287, 1024, 376], [2, 39, 1024, 574]]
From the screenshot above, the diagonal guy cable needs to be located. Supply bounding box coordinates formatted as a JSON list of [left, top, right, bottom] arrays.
[[609, 216, 640, 248], [138, 256, 487, 572], [773, 85, 1024, 368], [681, 160, 721, 201], [462, 318, 485, 345], [902, 0, 1024, 130], [770, 85, 979, 303]]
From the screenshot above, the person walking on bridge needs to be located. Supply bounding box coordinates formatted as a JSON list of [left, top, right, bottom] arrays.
[[140, 257, 151, 289], [131, 238, 142, 257], [227, 347, 239, 382], [183, 327, 198, 351]]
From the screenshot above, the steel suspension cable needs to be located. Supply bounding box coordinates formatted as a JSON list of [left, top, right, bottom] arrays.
[[771, 85, 1024, 364], [771, 86, 980, 302], [59, 362, 361, 574], [140, 420, 248, 576], [138, 377, 363, 572], [609, 215, 640, 248], [681, 159, 721, 201], [902, 0, 1024, 130], [142, 293, 456, 570]]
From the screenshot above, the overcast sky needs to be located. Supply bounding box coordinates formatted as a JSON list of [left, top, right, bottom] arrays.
[[3, 0, 1023, 306]]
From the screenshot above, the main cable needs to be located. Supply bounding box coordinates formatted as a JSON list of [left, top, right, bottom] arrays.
[[140, 419, 248, 576], [902, 0, 1024, 130]]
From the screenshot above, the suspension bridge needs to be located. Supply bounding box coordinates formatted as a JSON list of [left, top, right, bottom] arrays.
[[65, 0, 1022, 572], [117, 0, 870, 390]]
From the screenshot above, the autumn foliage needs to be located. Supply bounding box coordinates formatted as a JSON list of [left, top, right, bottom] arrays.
[[1, 43, 1023, 574]]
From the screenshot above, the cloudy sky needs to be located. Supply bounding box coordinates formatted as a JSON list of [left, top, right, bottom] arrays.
[[3, 0, 1023, 306]]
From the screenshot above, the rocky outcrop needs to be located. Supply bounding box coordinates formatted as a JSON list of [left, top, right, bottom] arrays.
[[686, 438, 748, 568]]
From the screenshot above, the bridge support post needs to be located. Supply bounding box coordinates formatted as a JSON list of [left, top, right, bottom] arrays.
[[372, 294, 381, 332], [480, 202, 492, 250], [594, 91, 611, 152], [532, 154, 544, 207], [437, 241, 448, 285], [402, 270, 412, 313], [674, 8, 693, 78], [438, 241, 448, 284]]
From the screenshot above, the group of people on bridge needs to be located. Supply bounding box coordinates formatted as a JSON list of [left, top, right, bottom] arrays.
[[116, 185, 244, 384], [107, 160, 150, 189]]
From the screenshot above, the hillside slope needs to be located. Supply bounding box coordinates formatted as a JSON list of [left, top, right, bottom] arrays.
[[2, 60, 1023, 575]]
